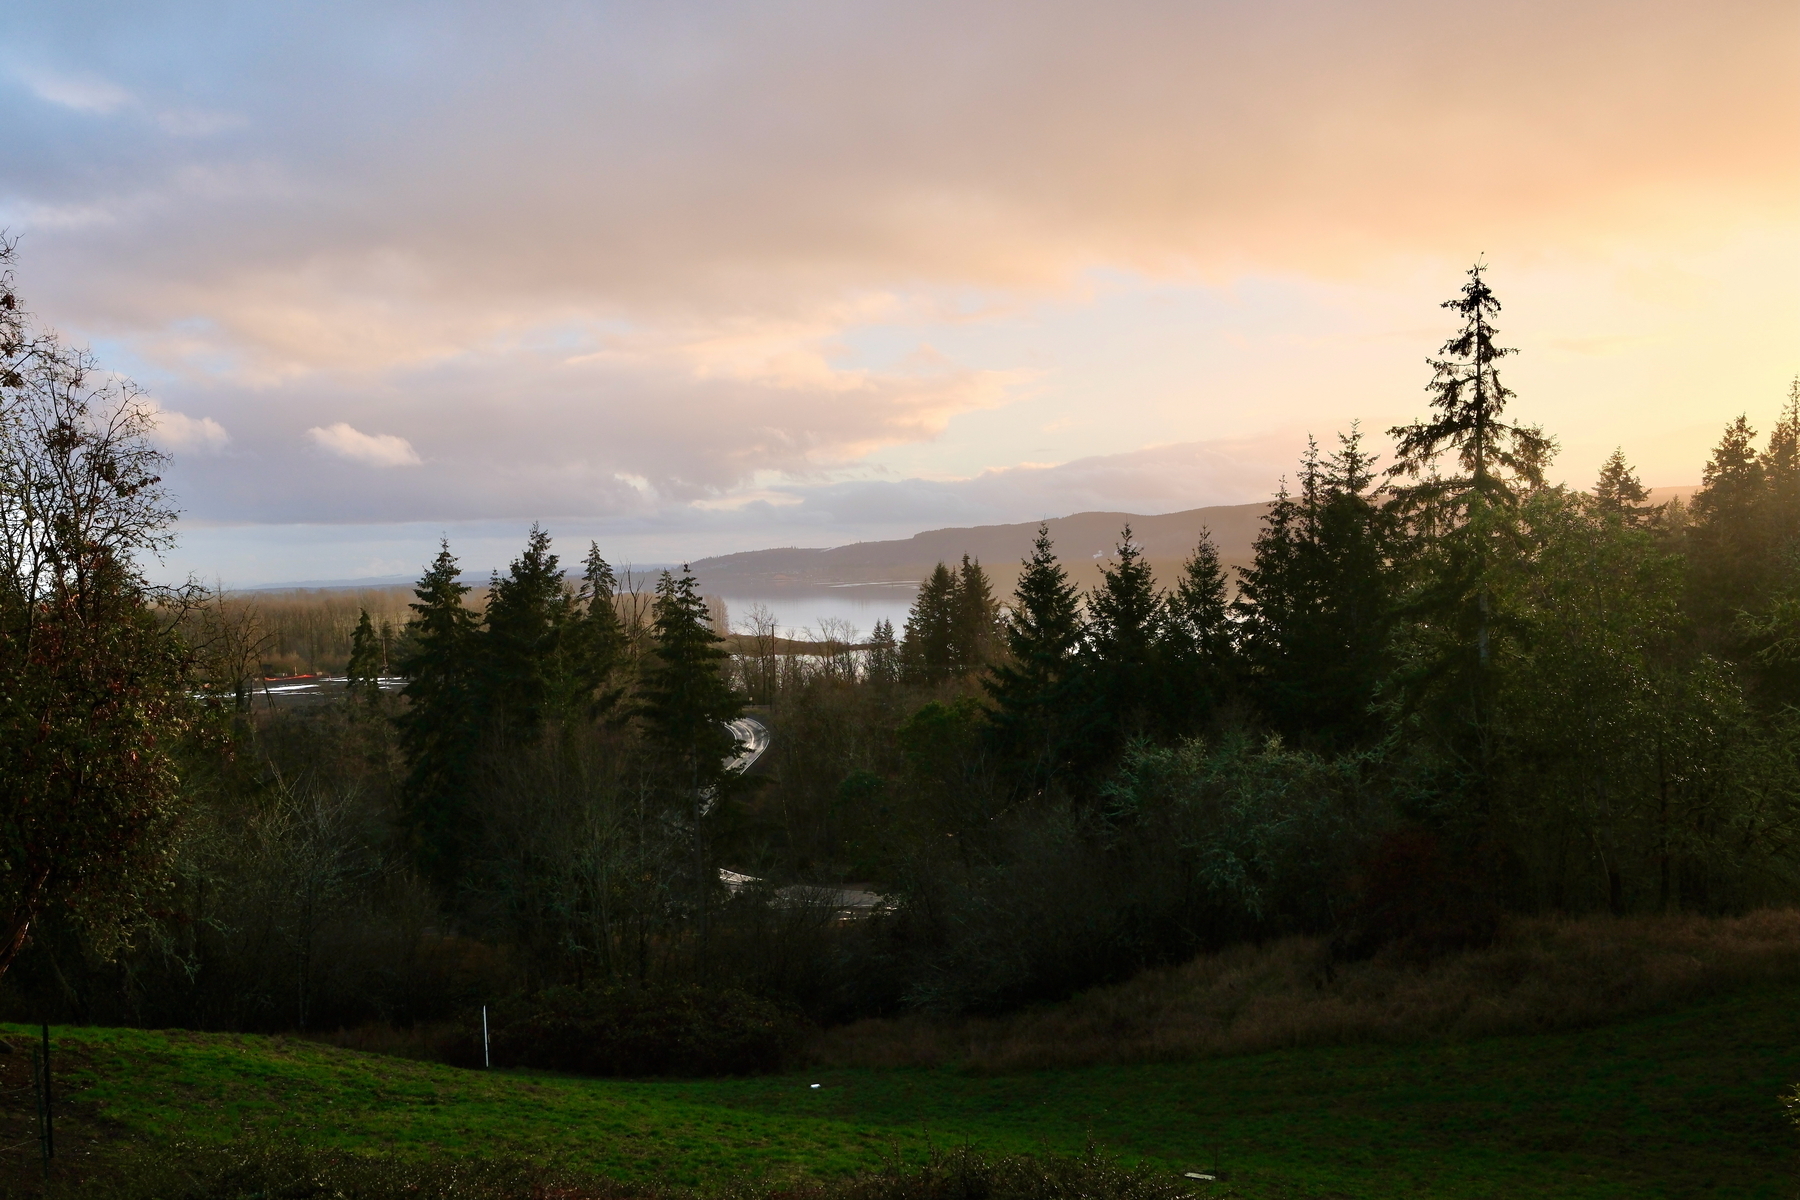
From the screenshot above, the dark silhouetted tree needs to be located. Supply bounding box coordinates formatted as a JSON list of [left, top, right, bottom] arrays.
[[1237, 429, 1396, 748], [902, 562, 959, 683], [397, 541, 481, 885], [1594, 448, 1650, 515], [952, 554, 1001, 671], [345, 608, 382, 704], [1085, 525, 1165, 753], [640, 567, 743, 955], [481, 524, 573, 739], [984, 524, 1087, 791]]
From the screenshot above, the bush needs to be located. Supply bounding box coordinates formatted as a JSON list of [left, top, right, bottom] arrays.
[[451, 984, 801, 1077]]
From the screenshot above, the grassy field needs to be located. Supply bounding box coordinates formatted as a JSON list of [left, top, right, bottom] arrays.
[[1, 982, 1794, 1198]]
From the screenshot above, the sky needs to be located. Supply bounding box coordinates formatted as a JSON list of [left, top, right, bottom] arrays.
[[3, 0, 1796, 586]]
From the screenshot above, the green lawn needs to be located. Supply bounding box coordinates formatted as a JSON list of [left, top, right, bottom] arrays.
[[20, 984, 1800, 1198]]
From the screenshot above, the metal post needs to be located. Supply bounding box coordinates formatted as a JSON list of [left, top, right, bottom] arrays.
[[40, 1022, 51, 1161], [482, 1005, 490, 1068]]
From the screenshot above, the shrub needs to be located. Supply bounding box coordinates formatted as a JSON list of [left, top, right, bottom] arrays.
[[451, 984, 801, 1077]]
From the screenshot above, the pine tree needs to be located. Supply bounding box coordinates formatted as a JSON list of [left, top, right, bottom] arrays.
[[1162, 527, 1234, 733], [866, 618, 901, 686], [951, 554, 1001, 671], [345, 608, 383, 705], [397, 540, 482, 884], [983, 524, 1087, 790], [901, 562, 959, 683], [1687, 416, 1768, 646], [1763, 379, 1800, 550], [641, 568, 741, 766], [1594, 448, 1650, 514], [480, 524, 573, 739], [566, 542, 627, 721], [1085, 524, 1165, 749], [1384, 265, 1552, 810], [1238, 429, 1396, 748], [640, 567, 743, 956]]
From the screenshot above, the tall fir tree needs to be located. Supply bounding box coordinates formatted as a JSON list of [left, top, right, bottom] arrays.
[[1084, 525, 1165, 751], [865, 618, 901, 686], [566, 541, 628, 721], [481, 524, 573, 740], [951, 554, 1001, 671], [1593, 448, 1651, 515], [1384, 264, 1552, 818], [397, 541, 482, 885], [345, 608, 383, 705], [1236, 429, 1396, 748], [901, 562, 959, 683], [983, 524, 1087, 791], [640, 567, 743, 956], [1162, 527, 1235, 733], [1687, 416, 1768, 647]]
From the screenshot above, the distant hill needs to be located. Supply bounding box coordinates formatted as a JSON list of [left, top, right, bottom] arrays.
[[691, 485, 1702, 597], [691, 502, 1274, 596]]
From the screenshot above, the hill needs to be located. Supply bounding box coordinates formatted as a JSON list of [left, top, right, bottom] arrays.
[[690, 502, 1274, 598], [690, 486, 1699, 597]]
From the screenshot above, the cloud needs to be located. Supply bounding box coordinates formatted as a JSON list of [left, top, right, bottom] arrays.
[[306, 422, 422, 468], [146, 402, 230, 454], [1, 0, 1790, 584], [15, 66, 133, 114]]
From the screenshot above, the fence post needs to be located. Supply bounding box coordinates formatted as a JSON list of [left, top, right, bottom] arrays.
[[40, 1022, 52, 1162], [482, 1005, 490, 1068]]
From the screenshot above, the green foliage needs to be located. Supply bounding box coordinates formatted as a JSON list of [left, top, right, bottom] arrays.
[[1593, 446, 1650, 513], [902, 557, 1000, 683], [0, 242, 194, 979], [344, 608, 382, 704]]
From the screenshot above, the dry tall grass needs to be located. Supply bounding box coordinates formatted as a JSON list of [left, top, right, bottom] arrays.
[[806, 909, 1800, 1072]]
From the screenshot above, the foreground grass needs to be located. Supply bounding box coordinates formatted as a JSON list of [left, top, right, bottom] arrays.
[[10, 983, 1798, 1198]]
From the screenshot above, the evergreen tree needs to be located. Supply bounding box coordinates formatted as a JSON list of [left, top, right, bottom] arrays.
[[566, 541, 627, 721], [951, 554, 1001, 671], [983, 524, 1087, 791], [866, 617, 901, 686], [641, 567, 741, 769], [901, 562, 959, 683], [1085, 525, 1165, 750], [1384, 264, 1552, 816], [1593, 448, 1650, 515], [1765, 379, 1800, 538], [1237, 430, 1396, 748], [481, 524, 573, 739], [397, 541, 482, 884], [1162, 527, 1235, 733], [345, 608, 383, 705], [640, 567, 743, 956], [1687, 416, 1768, 649]]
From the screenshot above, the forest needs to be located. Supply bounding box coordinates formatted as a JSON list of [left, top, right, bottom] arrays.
[[0, 247, 1796, 1073]]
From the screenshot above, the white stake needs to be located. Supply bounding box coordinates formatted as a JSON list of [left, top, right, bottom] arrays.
[[482, 1005, 490, 1068]]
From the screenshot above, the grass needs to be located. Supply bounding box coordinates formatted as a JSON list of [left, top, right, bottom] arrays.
[[2, 982, 1796, 1198]]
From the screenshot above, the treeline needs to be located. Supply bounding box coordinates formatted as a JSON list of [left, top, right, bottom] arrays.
[[2, 258, 1797, 1046]]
